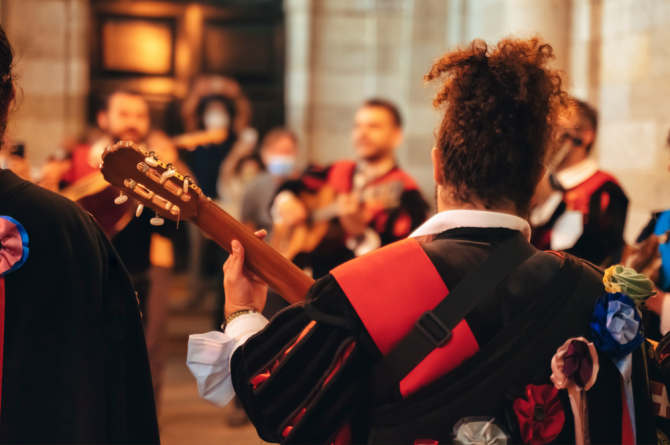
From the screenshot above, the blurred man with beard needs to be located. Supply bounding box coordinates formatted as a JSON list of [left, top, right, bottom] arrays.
[[273, 99, 428, 279], [49, 90, 182, 409]]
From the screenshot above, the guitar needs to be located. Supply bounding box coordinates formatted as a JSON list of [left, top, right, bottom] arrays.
[[272, 179, 405, 261], [100, 141, 314, 304]]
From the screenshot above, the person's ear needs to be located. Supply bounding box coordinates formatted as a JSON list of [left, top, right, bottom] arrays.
[[582, 129, 595, 149], [432, 147, 443, 185], [97, 110, 109, 131]]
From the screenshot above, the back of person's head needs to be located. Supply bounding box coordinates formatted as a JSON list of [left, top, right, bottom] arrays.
[[362, 98, 403, 128], [426, 37, 568, 215], [0, 25, 15, 146]]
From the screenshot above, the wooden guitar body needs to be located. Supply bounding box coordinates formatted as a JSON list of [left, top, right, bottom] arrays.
[[100, 141, 314, 304]]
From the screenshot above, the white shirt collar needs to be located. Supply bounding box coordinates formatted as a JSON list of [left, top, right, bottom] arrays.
[[409, 209, 531, 242], [555, 158, 599, 190]]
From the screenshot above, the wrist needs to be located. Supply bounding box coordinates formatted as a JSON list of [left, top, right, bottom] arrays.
[[224, 303, 260, 319]]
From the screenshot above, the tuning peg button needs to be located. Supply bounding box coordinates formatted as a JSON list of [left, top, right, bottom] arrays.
[[136, 204, 144, 217], [114, 193, 128, 204], [183, 177, 190, 193], [145, 156, 158, 167], [150, 214, 165, 226], [162, 169, 176, 179]]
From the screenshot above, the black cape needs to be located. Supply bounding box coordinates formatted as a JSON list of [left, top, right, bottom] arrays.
[[0, 170, 159, 444]]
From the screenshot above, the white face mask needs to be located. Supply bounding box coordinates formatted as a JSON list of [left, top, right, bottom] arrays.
[[266, 155, 296, 178], [203, 110, 230, 131]]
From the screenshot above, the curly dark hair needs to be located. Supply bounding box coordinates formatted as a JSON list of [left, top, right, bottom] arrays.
[[0, 25, 14, 147], [425, 37, 568, 215]]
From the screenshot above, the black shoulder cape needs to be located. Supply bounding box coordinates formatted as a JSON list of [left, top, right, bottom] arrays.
[[0, 170, 159, 444]]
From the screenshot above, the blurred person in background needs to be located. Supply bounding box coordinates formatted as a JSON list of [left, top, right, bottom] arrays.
[[216, 128, 262, 220], [180, 77, 255, 313], [272, 99, 428, 279], [240, 128, 300, 235], [42, 89, 186, 408], [241, 128, 300, 323], [625, 129, 670, 341], [0, 25, 158, 443], [530, 98, 628, 267], [180, 76, 252, 199]]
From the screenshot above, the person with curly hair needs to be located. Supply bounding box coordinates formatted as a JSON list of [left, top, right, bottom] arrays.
[[187, 37, 659, 444]]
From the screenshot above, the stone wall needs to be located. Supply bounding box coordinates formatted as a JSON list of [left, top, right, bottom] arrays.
[[285, 0, 670, 242], [0, 0, 89, 166]]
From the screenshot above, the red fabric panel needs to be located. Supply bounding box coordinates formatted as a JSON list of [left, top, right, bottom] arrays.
[[61, 144, 97, 185], [251, 321, 317, 390], [327, 161, 356, 194], [369, 167, 419, 191], [332, 239, 480, 396], [564, 171, 618, 215]]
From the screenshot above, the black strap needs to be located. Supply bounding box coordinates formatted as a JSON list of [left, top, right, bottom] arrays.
[[369, 232, 537, 400]]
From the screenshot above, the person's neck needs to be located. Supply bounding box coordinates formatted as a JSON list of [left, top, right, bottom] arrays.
[[435, 186, 523, 219], [357, 154, 395, 182]]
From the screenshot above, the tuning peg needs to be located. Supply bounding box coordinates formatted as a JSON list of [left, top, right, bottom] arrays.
[[183, 175, 190, 193], [162, 164, 176, 179], [114, 193, 128, 204], [145, 151, 159, 167], [150, 213, 165, 226], [136, 204, 144, 217]]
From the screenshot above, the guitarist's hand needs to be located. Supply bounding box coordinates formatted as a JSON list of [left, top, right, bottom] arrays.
[[338, 191, 372, 236], [223, 230, 268, 318]]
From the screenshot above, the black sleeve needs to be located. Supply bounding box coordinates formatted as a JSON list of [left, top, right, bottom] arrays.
[[568, 181, 629, 266], [230, 275, 380, 444], [379, 189, 429, 246]]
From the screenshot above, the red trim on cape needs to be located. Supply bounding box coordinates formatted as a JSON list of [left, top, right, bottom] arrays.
[[331, 238, 480, 396], [564, 171, 618, 215], [327, 160, 420, 194], [327, 161, 357, 194]]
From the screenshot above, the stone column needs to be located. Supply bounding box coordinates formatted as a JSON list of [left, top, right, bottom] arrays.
[[284, 0, 313, 164], [1, 0, 89, 165]]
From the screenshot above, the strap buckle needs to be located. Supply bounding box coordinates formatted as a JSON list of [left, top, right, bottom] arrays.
[[415, 311, 452, 347]]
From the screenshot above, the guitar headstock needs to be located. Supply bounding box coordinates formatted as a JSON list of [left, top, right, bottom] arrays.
[[100, 141, 201, 222]]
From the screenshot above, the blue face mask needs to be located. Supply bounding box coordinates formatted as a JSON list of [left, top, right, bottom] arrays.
[[266, 155, 296, 177]]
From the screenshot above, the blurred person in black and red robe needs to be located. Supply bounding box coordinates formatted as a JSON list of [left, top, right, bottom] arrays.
[[530, 99, 629, 267], [0, 25, 159, 443], [272, 99, 429, 279]]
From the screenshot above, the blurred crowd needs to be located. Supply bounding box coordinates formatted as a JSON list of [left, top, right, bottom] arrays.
[[4, 72, 670, 428]]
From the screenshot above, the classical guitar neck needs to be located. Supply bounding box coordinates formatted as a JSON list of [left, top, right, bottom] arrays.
[[192, 196, 314, 304]]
